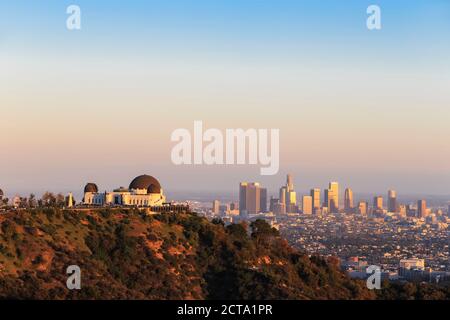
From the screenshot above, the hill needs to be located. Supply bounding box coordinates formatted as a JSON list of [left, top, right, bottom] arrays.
[[0, 208, 375, 299]]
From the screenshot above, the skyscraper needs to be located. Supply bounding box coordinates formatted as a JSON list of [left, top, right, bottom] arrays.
[[302, 195, 313, 215], [239, 182, 261, 216], [417, 200, 427, 218], [310, 188, 321, 213], [344, 188, 354, 212], [212, 200, 220, 214], [280, 174, 297, 213], [260, 188, 267, 213], [357, 201, 368, 215], [247, 184, 261, 215], [287, 174, 294, 192], [323, 189, 329, 208], [219, 204, 229, 214], [324, 189, 332, 209], [279, 186, 287, 205], [388, 190, 397, 213], [269, 197, 278, 212], [329, 182, 339, 213], [239, 183, 247, 214], [406, 204, 417, 217], [287, 191, 297, 206], [323, 188, 337, 213], [286, 174, 296, 205], [273, 202, 286, 215], [373, 196, 383, 210]]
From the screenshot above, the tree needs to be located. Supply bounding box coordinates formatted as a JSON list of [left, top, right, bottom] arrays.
[[250, 219, 279, 246], [28, 194, 37, 208], [226, 223, 248, 241], [19, 197, 28, 208], [211, 218, 224, 226], [250, 219, 279, 237], [56, 193, 65, 207], [41, 192, 56, 206]]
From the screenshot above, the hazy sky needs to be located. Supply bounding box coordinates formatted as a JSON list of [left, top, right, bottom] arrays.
[[1, 0, 450, 198]]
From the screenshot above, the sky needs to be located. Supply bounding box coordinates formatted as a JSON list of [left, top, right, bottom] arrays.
[[1, 0, 450, 198]]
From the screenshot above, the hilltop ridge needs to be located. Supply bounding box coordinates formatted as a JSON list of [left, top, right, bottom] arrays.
[[0, 208, 375, 299]]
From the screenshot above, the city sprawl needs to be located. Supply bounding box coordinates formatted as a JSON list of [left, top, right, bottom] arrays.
[[202, 175, 450, 284]]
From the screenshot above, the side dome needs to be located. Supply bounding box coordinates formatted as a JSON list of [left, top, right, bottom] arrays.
[[129, 175, 161, 193], [84, 183, 99, 193]]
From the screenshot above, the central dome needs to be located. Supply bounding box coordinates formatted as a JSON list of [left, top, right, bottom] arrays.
[[84, 183, 98, 193], [129, 175, 161, 194]]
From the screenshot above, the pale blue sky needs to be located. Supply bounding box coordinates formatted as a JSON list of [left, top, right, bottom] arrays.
[[1, 1, 449, 197]]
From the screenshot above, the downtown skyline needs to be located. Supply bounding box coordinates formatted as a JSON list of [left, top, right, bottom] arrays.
[[234, 174, 448, 217]]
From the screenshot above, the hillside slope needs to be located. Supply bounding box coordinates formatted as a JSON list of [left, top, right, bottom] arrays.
[[0, 208, 375, 300]]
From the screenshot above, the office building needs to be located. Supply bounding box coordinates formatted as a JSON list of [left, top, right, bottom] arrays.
[[287, 174, 294, 192], [279, 186, 287, 205], [417, 200, 427, 218], [212, 200, 220, 214], [399, 258, 426, 280], [219, 204, 229, 214], [239, 182, 262, 216], [324, 189, 332, 209], [260, 188, 267, 212], [329, 182, 339, 212], [400, 258, 425, 270], [373, 196, 383, 210], [398, 205, 407, 217], [388, 190, 397, 213], [279, 174, 297, 213], [310, 188, 321, 212], [302, 195, 313, 215], [357, 201, 368, 215], [344, 188, 354, 212], [269, 197, 278, 212], [406, 204, 417, 217], [273, 202, 286, 215], [324, 187, 338, 213]]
